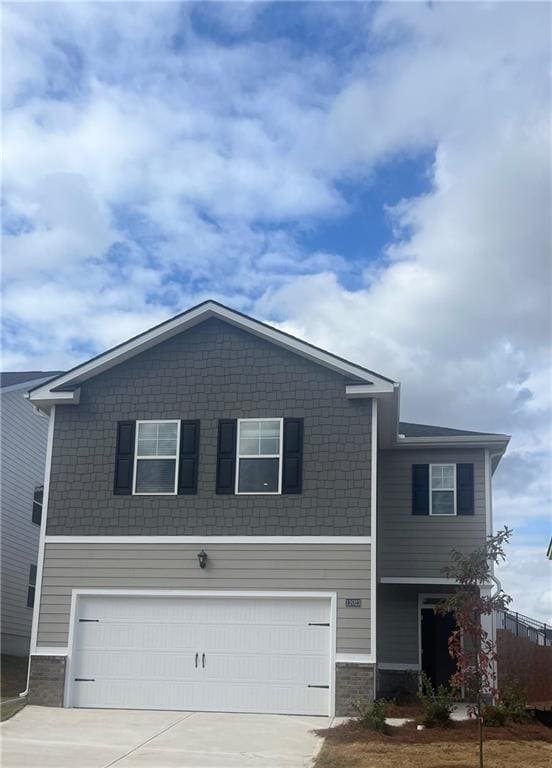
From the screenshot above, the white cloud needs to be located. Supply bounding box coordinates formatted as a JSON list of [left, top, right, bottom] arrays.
[[1, 2, 550, 621]]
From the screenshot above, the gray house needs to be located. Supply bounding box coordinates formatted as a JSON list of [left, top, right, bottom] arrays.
[[1, 372, 62, 656], [25, 302, 509, 715]]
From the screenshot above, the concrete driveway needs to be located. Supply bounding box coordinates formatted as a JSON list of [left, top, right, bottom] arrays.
[[0, 706, 328, 768]]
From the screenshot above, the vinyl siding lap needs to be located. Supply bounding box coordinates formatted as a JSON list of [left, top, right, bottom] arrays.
[[37, 543, 372, 654], [1, 390, 48, 641], [378, 448, 487, 579]]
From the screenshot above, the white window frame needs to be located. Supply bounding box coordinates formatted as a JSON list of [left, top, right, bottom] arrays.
[[133, 419, 181, 496], [235, 417, 283, 495], [429, 463, 457, 516]]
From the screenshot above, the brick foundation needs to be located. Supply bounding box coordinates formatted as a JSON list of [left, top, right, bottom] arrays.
[[335, 663, 375, 715], [28, 655, 66, 706]]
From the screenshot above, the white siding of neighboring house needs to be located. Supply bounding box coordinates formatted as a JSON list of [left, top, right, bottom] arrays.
[[1, 385, 50, 655]]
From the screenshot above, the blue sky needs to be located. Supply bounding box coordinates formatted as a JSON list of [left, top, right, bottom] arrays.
[[2, 1, 551, 620]]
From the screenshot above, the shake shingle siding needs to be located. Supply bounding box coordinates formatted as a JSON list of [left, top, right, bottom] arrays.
[[46, 318, 372, 536]]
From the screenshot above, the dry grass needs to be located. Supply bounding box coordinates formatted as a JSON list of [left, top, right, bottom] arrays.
[[315, 739, 552, 768], [314, 720, 552, 768]]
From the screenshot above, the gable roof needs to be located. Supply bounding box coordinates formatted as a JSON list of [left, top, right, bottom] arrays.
[[1, 371, 63, 391], [28, 301, 397, 408]]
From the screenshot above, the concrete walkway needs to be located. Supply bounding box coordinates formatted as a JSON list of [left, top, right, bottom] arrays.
[[0, 705, 327, 768]]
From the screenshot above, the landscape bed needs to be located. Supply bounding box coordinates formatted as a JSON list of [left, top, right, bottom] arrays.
[[314, 718, 552, 768]]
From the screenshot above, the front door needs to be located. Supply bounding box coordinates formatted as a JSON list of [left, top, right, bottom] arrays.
[[421, 606, 457, 689]]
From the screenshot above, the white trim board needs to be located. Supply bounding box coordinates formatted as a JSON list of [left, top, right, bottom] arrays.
[[44, 535, 372, 544], [28, 301, 396, 406], [370, 397, 378, 698], [336, 654, 375, 665], [33, 647, 68, 657], [63, 589, 338, 716]]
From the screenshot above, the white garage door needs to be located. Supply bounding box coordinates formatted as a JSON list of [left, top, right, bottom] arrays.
[[69, 594, 331, 715]]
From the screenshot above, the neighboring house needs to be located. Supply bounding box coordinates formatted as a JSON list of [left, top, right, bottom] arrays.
[[547, 538, 552, 560], [25, 302, 509, 715], [1, 371, 62, 656]]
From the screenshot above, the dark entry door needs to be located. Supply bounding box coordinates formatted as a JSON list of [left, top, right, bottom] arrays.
[[421, 608, 457, 689]]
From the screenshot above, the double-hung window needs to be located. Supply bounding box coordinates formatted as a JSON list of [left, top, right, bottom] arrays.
[[27, 564, 37, 608], [236, 418, 283, 494], [133, 420, 180, 494], [32, 486, 43, 525], [430, 463, 456, 515]]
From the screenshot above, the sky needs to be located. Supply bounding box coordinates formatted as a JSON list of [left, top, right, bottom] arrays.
[[2, 1, 551, 622]]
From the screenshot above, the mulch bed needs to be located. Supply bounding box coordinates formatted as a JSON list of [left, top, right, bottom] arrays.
[[316, 718, 552, 745]]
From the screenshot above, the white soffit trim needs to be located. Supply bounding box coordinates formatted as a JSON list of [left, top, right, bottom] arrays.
[[346, 383, 395, 397], [28, 301, 396, 404], [395, 435, 510, 447], [44, 535, 373, 544]]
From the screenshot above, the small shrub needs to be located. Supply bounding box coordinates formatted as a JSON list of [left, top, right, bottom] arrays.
[[499, 678, 529, 723], [417, 672, 454, 728], [351, 698, 389, 732], [482, 704, 507, 727]]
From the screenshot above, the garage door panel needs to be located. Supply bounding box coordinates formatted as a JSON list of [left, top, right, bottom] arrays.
[[70, 595, 331, 716], [73, 678, 328, 715]]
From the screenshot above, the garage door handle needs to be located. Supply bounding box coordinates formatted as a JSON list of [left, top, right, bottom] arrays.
[[202, 653, 206, 669], [195, 653, 199, 668]]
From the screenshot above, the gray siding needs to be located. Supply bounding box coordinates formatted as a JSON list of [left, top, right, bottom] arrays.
[[377, 583, 454, 665], [1, 388, 49, 653], [46, 318, 372, 536], [378, 448, 487, 579], [37, 542, 372, 654]]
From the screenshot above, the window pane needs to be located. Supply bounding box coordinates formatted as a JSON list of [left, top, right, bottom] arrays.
[[239, 437, 259, 455], [240, 422, 260, 438], [432, 490, 455, 515], [33, 487, 43, 505], [442, 465, 455, 488], [138, 422, 157, 439], [158, 422, 178, 440], [135, 459, 176, 493], [260, 437, 279, 454], [260, 420, 280, 437], [158, 439, 177, 456], [238, 458, 279, 493], [27, 586, 35, 609], [32, 501, 42, 526], [137, 438, 157, 456]]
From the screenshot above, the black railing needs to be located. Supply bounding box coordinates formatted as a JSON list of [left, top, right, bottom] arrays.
[[495, 607, 551, 647]]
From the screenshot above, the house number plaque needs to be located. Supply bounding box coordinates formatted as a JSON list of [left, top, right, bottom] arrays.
[[345, 598, 362, 608]]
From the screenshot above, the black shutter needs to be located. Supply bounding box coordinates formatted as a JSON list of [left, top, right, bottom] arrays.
[[282, 418, 304, 494], [216, 419, 237, 494], [457, 463, 474, 515], [114, 421, 135, 495], [412, 464, 429, 515], [178, 420, 200, 495]]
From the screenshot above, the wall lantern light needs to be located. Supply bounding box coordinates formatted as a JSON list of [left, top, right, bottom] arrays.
[[197, 550, 208, 569]]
